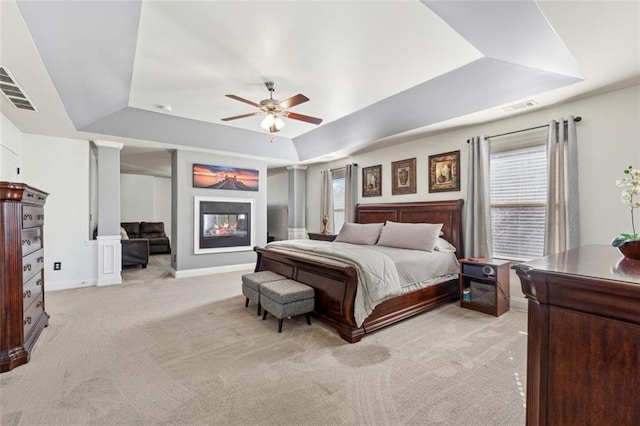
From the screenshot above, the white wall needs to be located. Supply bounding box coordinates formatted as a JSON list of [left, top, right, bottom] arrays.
[[0, 113, 22, 181], [304, 85, 640, 309], [21, 134, 97, 290], [120, 173, 172, 238]]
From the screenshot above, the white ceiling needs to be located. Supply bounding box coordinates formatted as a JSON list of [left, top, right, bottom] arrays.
[[1, 0, 639, 176]]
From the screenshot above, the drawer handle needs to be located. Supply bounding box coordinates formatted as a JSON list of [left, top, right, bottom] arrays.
[[24, 316, 32, 325], [24, 264, 32, 272], [37, 256, 44, 263], [26, 193, 34, 198], [23, 290, 31, 298], [22, 239, 31, 246], [36, 279, 43, 286], [36, 301, 44, 308], [37, 214, 44, 220], [38, 195, 44, 201], [24, 213, 33, 221]]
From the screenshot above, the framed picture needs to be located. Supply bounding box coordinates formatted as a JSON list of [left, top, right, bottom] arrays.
[[391, 158, 416, 195], [362, 165, 382, 197], [193, 164, 259, 192], [428, 150, 460, 193]]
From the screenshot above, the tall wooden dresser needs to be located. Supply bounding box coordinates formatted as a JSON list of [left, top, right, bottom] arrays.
[[515, 245, 640, 425], [0, 182, 49, 373]]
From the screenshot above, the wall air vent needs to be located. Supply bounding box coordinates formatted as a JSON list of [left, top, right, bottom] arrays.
[[502, 100, 537, 113], [0, 66, 37, 112]]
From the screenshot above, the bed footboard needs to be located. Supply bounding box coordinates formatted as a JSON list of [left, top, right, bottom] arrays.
[[255, 246, 365, 342]]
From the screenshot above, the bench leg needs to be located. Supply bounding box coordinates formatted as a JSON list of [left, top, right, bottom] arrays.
[[245, 297, 249, 307], [262, 310, 268, 320], [305, 313, 311, 325], [278, 318, 283, 333], [257, 303, 261, 316]]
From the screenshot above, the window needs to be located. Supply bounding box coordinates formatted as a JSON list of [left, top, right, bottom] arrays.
[[490, 132, 547, 261], [332, 168, 345, 234]]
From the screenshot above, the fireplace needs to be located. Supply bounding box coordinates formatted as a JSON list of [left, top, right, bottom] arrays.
[[194, 196, 254, 254]]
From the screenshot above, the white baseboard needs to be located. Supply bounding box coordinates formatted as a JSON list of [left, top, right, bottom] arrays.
[[47, 279, 97, 292], [171, 263, 254, 279]]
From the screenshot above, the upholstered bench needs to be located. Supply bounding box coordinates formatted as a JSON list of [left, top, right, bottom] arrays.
[[241, 271, 285, 315], [260, 279, 314, 333]]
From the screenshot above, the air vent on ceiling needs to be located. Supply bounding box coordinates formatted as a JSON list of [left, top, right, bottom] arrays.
[[502, 100, 537, 113], [0, 66, 37, 112]]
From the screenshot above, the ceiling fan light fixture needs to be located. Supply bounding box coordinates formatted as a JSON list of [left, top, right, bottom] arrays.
[[260, 113, 275, 130], [260, 112, 284, 132], [273, 116, 284, 130], [223, 81, 321, 134]]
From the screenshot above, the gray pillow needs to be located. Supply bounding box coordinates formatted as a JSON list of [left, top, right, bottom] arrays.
[[376, 221, 443, 251], [434, 237, 456, 252], [334, 222, 384, 245]]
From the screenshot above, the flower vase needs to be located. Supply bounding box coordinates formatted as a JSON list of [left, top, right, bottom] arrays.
[[618, 240, 640, 260], [321, 215, 330, 235]]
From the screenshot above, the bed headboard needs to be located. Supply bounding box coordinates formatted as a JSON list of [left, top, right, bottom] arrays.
[[356, 200, 464, 258]]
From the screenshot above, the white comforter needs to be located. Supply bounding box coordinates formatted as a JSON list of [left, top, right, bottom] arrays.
[[266, 240, 452, 327]]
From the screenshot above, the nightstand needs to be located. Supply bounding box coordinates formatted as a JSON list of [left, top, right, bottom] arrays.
[[307, 232, 337, 241], [459, 258, 510, 316]]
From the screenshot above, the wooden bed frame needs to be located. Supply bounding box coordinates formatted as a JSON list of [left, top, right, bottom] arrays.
[[254, 200, 464, 343]]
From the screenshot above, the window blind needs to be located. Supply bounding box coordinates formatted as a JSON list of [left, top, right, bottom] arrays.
[[490, 144, 547, 260]]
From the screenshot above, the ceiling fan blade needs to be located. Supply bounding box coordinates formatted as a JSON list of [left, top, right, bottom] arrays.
[[221, 112, 261, 121], [225, 94, 261, 108], [279, 93, 309, 109], [286, 111, 323, 125]]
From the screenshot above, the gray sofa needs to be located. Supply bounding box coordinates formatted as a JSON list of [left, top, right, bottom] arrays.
[[122, 239, 149, 268], [121, 222, 171, 254]]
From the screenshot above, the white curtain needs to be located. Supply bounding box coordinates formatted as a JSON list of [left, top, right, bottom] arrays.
[[464, 136, 492, 258], [344, 164, 358, 223], [320, 169, 333, 233], [544, 116, 579, 255]]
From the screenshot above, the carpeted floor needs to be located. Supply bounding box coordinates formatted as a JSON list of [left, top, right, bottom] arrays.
[[1, 258, 527, 425]]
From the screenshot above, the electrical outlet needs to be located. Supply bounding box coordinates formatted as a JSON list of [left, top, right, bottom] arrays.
[[53, 262, 61, 270]]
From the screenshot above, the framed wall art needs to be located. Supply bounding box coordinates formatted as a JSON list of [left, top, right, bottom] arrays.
[[362, 164, 382, 197], [391, 158, 416, 195], [428, 150, 460, 193], [193, 164, 259, 192]]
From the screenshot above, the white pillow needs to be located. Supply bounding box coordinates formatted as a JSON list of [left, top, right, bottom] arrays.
[[334, 222, 384, 245], [434, 237, 456, 252], [120, 227, 129, 240], [376, 221, 443, 251]]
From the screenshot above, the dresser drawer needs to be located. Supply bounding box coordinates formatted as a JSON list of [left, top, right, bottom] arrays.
[[23, 248, 44, 283], [21, 227, 42, 256], [22, 206, 44, 229], [23, 294, 44, 339], [23, 271, 44, 311]]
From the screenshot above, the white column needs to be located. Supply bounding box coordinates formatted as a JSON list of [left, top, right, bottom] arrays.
[[286, 165, 307, 240], [93, 140, 123, 286]]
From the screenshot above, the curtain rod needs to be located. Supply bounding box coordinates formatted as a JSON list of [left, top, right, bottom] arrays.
[[482, 116, 582, 140], [328, 163, 357, 173]]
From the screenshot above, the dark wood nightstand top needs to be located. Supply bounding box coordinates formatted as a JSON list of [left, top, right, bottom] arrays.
[[307, 232, 337, 241]]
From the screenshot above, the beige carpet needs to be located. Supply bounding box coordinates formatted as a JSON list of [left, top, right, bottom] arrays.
[[1, 257, 527, 425]]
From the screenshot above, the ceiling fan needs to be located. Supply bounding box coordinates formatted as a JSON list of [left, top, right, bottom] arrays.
[[221, 82, 323, 133]]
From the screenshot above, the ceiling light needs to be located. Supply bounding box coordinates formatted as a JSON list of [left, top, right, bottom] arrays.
[[261, 112, 284, 133]]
